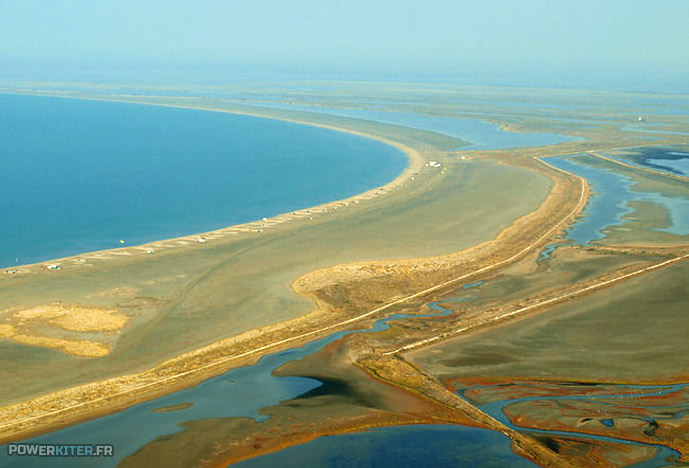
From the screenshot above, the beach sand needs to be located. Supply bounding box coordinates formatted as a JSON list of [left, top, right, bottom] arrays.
[[0, 88, 686, 458]]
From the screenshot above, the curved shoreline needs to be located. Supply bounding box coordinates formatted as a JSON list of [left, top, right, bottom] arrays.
[[1, 91, 628, 457], [1, 92, 426, 273], [6, 91, 678, 453], [2, 88, 689, 468], [0, 147, 587, 444]]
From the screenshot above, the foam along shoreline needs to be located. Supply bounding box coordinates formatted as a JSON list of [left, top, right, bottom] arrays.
[[1, 92, 426, 274]]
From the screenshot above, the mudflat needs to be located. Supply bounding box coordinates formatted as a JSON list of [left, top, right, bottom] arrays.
[[1, 82, 687, 467]]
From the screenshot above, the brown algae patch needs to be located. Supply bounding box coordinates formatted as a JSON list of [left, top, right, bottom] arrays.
[[0, 324, 15, 338], [150, 402, 194, 413], [0, 302, 128, 357], [10, 335, 110, 358], [11, 302, 128, 332], [49, 308, 128, 332]]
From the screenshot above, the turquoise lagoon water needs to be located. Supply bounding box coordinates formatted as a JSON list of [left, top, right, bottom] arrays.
[[0, 94, 407, 268], [244, 102, 579, 150], [630, 96, 689, 116]]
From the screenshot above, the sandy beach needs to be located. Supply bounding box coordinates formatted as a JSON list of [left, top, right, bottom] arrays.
[[1, 92, 425, 276], [1, 87, 687, 467], [0, 138, 584, 443]]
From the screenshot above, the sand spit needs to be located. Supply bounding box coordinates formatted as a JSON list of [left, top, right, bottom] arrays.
[[292, 156, 588, 308], [2, 89, 688, 466], [357, 354, 578, 468], [0, 95, 424, 278], [3, 142, 421, 277], [0, 153, 587, 443], [11, 335, 109, 358]]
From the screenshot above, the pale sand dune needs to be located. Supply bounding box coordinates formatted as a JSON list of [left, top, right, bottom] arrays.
[[0, 303, 128, 357]]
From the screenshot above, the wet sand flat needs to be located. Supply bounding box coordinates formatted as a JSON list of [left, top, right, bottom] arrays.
[[2, 83, 688, 466], [0, 103, 552, 406], [410, 259, 689, 383]]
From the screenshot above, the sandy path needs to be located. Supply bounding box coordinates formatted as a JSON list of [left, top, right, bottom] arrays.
[[0, 155, 585, 440]]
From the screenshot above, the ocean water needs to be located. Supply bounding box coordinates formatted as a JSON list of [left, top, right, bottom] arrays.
[[0, 94, 407, 268]]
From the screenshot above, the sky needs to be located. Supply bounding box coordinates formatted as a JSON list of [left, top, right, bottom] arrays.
[[1, 0, 688, 89]]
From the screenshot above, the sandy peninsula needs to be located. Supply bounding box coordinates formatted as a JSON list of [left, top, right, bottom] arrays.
[[1, 86, 688, 467]]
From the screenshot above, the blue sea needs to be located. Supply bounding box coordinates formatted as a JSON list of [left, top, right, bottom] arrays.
[[0, 94, 407, 268]]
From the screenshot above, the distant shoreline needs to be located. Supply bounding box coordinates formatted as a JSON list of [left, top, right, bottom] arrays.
[[0, 91, 425, 273]]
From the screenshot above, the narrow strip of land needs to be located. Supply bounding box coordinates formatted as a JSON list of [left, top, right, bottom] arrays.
[[0, 156, 586, 438], [385, 252, 689, 355], [587, 150, 689, 183]]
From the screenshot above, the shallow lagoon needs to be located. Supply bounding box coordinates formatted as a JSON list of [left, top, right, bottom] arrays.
[[0, 94, 407, 268], [545, 155, 689, 245], [0, 283, 537, 468], [247, 102, 579, 150], [609, 148, 689, 178], [234, 424, 537, 468], [458, 382, 685, 468], [647, 156, 689, 177]]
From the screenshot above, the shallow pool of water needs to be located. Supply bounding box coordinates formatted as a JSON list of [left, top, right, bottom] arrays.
[[610, 148, 689, 177], [458, 382, 688, 468], [545, 156, 689, 245], [0, 282, 507, 468]]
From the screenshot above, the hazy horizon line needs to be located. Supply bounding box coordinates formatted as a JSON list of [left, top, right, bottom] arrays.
[[2, 59, 688, 95]]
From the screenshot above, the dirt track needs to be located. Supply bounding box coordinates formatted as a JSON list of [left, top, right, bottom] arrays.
[[0, 153, 586, 444]]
